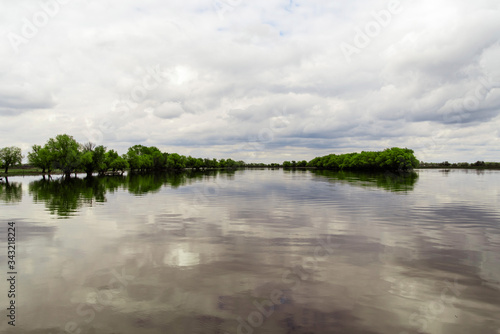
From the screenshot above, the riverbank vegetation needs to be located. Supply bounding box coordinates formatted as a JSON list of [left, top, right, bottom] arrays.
[[1, 135, 498, 178], [284, 147, 419, 171], [2, 134, 251, 178], [419, 161, 500, 169], [0, 147, 23, 174]]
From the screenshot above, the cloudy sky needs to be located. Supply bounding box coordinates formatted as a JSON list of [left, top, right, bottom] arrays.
[[1, 0, 499, 163]]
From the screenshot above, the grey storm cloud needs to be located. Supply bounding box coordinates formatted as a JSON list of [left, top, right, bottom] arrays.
[[0, 0, 499, 163]]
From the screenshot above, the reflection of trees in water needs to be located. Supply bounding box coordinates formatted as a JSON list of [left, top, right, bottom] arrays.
[[29, 177, 107, 217], [126, 170, 220, 194], [0, 178, 22, 203], [28, 171, 224, 217], [310, 170, 419, 192]]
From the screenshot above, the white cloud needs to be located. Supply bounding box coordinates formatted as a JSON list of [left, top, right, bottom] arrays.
[[154, 101, 184, 119]]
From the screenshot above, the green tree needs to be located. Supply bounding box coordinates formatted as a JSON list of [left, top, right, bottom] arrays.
[[225, 158, 238, 169], [46, 134, 81, 178], [0, 146, 23, 174], [375, 148, 419, 171], [105, 149, 119, 171], [109, 156, 129, 175], [166, 153, 186, 170], [151, 149, 166, 170], [472, 160, 485, 167], [297, 160, 307, 167], [126, 145, 162, 172], [308, 148, 418, 172], [93, 146, 108, 175], [126, 149, 141, 171], [28, 145, 53, 174], [79, 144, 107, 177]]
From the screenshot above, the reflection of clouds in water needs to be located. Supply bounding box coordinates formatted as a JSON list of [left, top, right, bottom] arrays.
[[164, 248, 200, 267], [1, 170, 500, 333]]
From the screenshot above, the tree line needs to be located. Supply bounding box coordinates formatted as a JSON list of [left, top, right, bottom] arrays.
[[419, 161, 500, 169], [0, 134, 251, 177], [0, 138, 421, 177], [284, 147, 420, 171]]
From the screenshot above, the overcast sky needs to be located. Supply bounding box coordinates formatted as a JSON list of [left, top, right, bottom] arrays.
[[1, 0, 499, 163]]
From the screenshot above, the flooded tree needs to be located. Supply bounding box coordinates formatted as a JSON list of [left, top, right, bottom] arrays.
[[46, 134, 81, 178], [28, 145, 53, 174], [305, 147, 419, 172]]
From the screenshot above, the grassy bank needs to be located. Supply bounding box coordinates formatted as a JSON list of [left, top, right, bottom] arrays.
[[0, 166, 47, 177]]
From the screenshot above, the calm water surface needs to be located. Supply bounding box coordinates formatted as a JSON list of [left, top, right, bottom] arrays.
[[0, 169, 499, 334]]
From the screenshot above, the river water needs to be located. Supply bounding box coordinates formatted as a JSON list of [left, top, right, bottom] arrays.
[[0, 169, 499, 334]]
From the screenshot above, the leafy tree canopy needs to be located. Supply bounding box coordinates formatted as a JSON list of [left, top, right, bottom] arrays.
[[0, 146, 23, 174]]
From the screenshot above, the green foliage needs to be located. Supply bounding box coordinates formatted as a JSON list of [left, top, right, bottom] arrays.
[[472, 160, 485, 167], [126, 145, 167, 171], [80, 151, 94, 174], [225, 158, 238, 169], [166, 153, 186, 170], [0, 146, 23, 174], [297, 160, 307, 167], [46, 134, 81, 177], [79, 144, 107, 176], [307, 148, 419, 172], [93, 145, 107, 174], [109, 156, 129, 174], [204, 158, 219, 168], [28, 145, 53, 173], [17, 134, 261, 177], [419, 160, 500, 169]]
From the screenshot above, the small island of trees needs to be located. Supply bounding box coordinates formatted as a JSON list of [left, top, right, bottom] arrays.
[[284, 147, 419, 171]]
